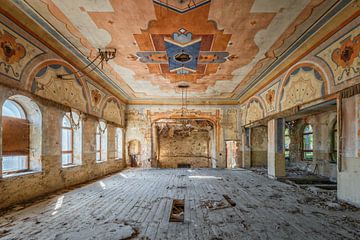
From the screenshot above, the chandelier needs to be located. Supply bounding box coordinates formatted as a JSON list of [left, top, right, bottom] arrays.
[[178, 83, 189, 117]]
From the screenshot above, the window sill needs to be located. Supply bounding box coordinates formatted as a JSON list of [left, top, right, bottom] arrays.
[[1, 170, 42, 179], [96, 160, 107, 164], [62, 164, 81, 169], [115, 158, 123, 161]]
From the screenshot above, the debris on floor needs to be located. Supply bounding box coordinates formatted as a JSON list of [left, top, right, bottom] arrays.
[[53, 222, 136, 240], [223, 194, 236, 207], [201, 195, 237, 210], [0, 169, 359, 240]]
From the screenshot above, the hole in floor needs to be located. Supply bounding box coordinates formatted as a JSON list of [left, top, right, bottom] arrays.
[[169, 199, 184, 222], [286, 178, 335, 185], [178, 164, 191, 168], [313, 185, 337, 190]]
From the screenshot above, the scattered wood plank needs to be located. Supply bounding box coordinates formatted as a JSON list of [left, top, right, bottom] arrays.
[[223, 194, 236, 207]]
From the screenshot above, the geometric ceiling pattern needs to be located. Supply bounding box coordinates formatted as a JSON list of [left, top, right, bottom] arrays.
[[18, 0, 339, 102]]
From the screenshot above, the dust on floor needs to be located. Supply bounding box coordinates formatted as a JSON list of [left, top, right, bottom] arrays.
[[0, 168, 359, 240]]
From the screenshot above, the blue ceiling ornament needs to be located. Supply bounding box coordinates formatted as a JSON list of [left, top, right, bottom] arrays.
[[165, 39, 201, 74], [135, 28, 229, 75], [164, 30, 201, 74]]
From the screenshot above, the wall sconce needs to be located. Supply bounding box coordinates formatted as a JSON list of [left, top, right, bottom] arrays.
[[57, 48, 117, 79]]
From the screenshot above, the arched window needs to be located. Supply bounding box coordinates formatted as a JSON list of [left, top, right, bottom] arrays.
[[115, 128, 123, 160], [2, 100, 29, 173], [331, 121, 337, 163], [3, 100, 26, 119], [61, 115, 73, 165], [1, 95, 42, 176], [96, 121, 107, 162], [62, 112, 82, 167], [284, 127, 290, 160], [303, 124, 313, 161]]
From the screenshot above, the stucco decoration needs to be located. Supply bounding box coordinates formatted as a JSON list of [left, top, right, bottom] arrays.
[[86, 82, 106, 114], [317, 27, 359, 85], [245, 99, 264, 125], [102, 98, 124, 125], [280, 67, 324, 111], [0, 23, 43, 80], [260, 82, 279, 113], [32, 64, 87, 112]]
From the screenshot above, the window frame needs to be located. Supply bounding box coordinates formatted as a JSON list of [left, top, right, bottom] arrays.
[[302, 124, 314, 161], [2, 100, 30, 174], [115, 128, 123, 160], [2, 156, 30, 174], [96, 124, 102, 162], [96, 121, 108, 162], [61, 115, 74, 166], [284, 127, 290, 159]]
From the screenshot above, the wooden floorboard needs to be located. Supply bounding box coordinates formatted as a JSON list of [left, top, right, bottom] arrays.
[[0, 168, 360, 240]]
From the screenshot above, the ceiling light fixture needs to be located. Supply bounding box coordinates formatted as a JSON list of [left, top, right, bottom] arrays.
[[57, 48, 116, 80], [178, 83, 189, 117]]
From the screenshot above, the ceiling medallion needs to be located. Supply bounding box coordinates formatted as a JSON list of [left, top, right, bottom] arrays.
[[174, 51, 192, 63], [165, 30, 201, 74]]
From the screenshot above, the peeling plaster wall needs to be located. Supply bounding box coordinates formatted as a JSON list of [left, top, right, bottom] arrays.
[[159, 131, 210, 168], [338, 94, 360, 207], [125, 105, 241, 168], [0, 84, 125, 210], [125, 108, 152, 168], [250, 126, 268, 167]]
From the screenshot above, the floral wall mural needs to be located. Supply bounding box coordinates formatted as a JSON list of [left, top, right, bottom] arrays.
[[317, 27, 359, 85], [0, 22, 43, 80], [87, 82, 106, 114], [260, 82, 280, 113]]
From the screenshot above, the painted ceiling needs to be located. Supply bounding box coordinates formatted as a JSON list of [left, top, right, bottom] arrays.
[[15, 0, 341, 102]]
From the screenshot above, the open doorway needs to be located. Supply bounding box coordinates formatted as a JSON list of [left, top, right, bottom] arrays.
[[225, 140, 240, 168], [281, 99, 337, 190]]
